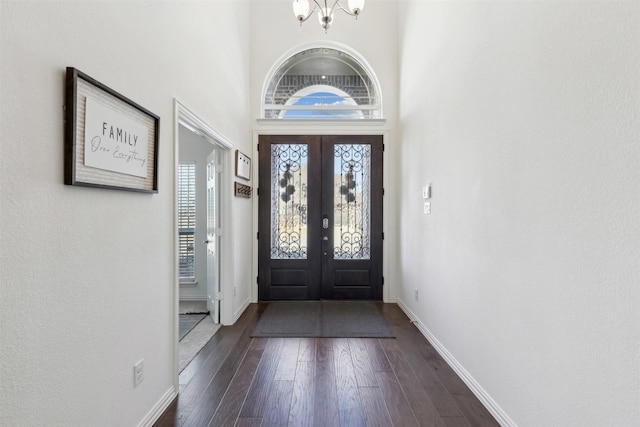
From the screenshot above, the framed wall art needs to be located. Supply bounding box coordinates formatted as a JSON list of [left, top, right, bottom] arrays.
[[235, 150, 251, 181], [64, 67, 160, 193]]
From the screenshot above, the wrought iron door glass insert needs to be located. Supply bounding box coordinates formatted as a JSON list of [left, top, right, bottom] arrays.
[[334, 144, 370, 259], [271, 144, 308, 259]]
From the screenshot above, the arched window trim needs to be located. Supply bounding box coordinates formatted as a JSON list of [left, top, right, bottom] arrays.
[[261, 41, 383, 121]]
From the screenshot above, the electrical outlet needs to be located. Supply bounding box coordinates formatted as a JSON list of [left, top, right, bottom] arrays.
[[414, 289, 419, 301], [134, 359, 144, 387]]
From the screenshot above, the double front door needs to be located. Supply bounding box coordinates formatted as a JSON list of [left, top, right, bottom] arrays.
[[258, 135, 383, 301]]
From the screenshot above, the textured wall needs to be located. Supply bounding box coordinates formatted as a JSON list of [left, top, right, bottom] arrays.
[[398, 1, 640, 425], [0, 2, 250, 425]]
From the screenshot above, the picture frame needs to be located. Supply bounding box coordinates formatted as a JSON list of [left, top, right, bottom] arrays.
[[64, 67, 160, 193], [235, 150, 251, 181]]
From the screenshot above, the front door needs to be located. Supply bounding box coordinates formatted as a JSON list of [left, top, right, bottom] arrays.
[[258, 135, 383, 300]]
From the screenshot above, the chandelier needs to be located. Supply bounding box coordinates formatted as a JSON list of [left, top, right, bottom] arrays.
[[293, 0, 365, 32]]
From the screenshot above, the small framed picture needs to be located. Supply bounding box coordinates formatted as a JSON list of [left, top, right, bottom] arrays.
[[235, 150, 251, 181]]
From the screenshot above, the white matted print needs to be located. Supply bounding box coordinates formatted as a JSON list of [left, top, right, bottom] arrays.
[[235, 150, 251, 181], [84, 97, 149, 178]]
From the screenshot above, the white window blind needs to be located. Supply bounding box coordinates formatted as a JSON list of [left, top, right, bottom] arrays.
[[178, 163, 196, 280]]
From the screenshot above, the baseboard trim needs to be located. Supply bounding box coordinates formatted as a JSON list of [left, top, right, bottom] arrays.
[[395, 299, 516, 427], [137, 385, 177, 427], [232, 298, 251, 324]]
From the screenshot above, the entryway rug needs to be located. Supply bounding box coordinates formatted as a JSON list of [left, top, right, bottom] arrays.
[[251, 301, 394, 338], [179, 313, 207, 341]]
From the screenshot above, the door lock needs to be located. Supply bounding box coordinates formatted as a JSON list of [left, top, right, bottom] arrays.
[[322, 217, 329, 229]]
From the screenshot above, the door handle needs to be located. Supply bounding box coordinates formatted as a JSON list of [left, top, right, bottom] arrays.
[[322, 217, 329, 229], [203, 239, 212, 244]]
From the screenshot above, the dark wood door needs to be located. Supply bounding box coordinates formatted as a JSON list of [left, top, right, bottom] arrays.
[[258, 135, 383, 301]]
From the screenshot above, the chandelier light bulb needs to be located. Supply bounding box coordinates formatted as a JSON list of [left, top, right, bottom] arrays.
[[292, 0, 310, 22], [348, 0, 365, 16]]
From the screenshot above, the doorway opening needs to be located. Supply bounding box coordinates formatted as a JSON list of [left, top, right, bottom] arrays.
[[175, 100, 234, 373], [258, 134, 383, 301]]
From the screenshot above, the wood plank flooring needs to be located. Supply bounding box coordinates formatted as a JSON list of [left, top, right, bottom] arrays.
[[154, 303, 499, 427]]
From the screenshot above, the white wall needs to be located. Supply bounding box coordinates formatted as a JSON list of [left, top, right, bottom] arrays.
[[398, 1, 640, 426], [0, 2, 250, 426], [249, 0, 401, 301]]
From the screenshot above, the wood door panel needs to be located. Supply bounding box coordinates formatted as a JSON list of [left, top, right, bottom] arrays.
[[320, 135, 384, 300], [270, 269, 308, 286], [258, 136, 321, 301], [333, 269, 371, 287]]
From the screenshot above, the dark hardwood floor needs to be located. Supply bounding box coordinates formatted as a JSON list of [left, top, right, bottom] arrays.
[[154, 303, 499, 427]]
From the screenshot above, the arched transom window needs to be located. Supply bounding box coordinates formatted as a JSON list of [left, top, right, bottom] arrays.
[[263, 47, 382, 120]]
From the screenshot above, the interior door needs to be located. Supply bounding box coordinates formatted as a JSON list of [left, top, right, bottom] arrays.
[[205, 150, 221, 323], [258, 135, 383, 301]]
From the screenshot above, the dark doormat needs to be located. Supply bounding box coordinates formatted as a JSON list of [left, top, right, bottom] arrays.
[[251, 301, 394, 338], [179, 313, 207, 341]]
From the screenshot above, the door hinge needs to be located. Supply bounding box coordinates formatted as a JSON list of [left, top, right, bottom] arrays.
[[383, 188, 385, 196], [382, 232, 385, 240], [214, 291, 223, 301], [257, 143, 259, 151], [215, 163, 224, 173], [256, 276, 259, 284], [257, 187, 259, 196], [383, 144, 385, 152], [257, 232, 259, 240], [382, 276, 385, 285]]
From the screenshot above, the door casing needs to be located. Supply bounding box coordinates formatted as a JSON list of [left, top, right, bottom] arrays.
[[205, 150, 222, 324]]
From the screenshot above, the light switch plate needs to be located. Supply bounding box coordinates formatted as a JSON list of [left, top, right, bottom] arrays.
[[422, 185, 431, 199]]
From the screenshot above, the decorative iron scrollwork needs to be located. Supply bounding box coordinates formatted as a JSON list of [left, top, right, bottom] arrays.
[[271, 144, 308, 259], [334, 144, 371, 259]]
